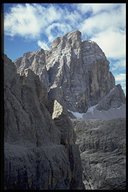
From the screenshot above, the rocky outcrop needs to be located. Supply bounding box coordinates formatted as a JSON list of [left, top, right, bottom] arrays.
[[52, 100, 83, 189], [15, 30, 116, 113], [52, 100, 76, 145], [15, 49, 49, 89], [96, 84, 126, 111], [73, 118, 126, 190], [4, 55, 57, 146], [80, 84, 126, 120], [4, 55, 84, 190]]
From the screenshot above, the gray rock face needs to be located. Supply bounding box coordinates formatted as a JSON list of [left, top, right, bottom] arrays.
[[73, 119, 126, 190], [96, 84, 126, 111], [15, 30, 116, 112], [15, 49, 49, 89], [4, 55, 84, 190], [4, 55, 58, 146]]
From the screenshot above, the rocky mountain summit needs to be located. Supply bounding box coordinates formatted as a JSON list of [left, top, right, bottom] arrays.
[[4, 55, 84, 190], [5, 30, 126, 190], [15, 30, 120, 113]]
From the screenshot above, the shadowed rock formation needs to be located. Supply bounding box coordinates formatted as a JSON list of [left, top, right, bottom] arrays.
[[4, 54, 84, 190]]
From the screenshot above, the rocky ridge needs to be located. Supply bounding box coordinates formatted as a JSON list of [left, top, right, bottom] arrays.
[[4, 55, 84, 190]]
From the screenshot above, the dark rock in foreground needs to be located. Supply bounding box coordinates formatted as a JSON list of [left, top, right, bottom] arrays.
[[4, 55, 84, 190]]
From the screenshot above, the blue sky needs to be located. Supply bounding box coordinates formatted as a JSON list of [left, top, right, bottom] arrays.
[[4, 3, 126, 93]]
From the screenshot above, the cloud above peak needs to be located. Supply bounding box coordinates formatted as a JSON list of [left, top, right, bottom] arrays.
[[4, 3, 62, 39], [4, 4, 42, 38], [4, 3, 126, 49]]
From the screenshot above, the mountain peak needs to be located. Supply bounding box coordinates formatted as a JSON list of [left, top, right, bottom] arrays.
[[14, 30, 125, 113], [51, 30, 81, 49]]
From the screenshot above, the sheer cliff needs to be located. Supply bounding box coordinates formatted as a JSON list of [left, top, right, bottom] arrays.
[[15, 30, 117, 113]]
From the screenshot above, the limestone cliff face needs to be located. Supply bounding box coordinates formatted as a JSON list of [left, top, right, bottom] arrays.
[[15, 30, 116, 113], [15, 49, 49, 89], [4, 55, 84, 190]]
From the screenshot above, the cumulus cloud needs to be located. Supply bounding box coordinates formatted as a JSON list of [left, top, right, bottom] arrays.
[[4, 3, 62, 38], [4, 3, 81, 45], [76, 3, 121, 15], [115, 73, 126, 82], [79, 4, 125, 36], [4, 4, 43, 38], [91, 29, 126, 59]]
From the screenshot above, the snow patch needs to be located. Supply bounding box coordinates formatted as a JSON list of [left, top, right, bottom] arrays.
[[68, 110, 84, 119]]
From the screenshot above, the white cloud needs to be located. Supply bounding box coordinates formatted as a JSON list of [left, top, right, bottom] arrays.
[[4, 4, 42, 38], [115, 73, 126, 82], [91, 29, 126, 59], [64, 9, 82, 25], [37, 40, 49, 50], [46, 22, 72, 42], [89, 3, 119, 14], [80, 5, 125, 36], [110, 58, 126, 72], [76, 3, 125, 15], [4, 3, 62, 39]]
